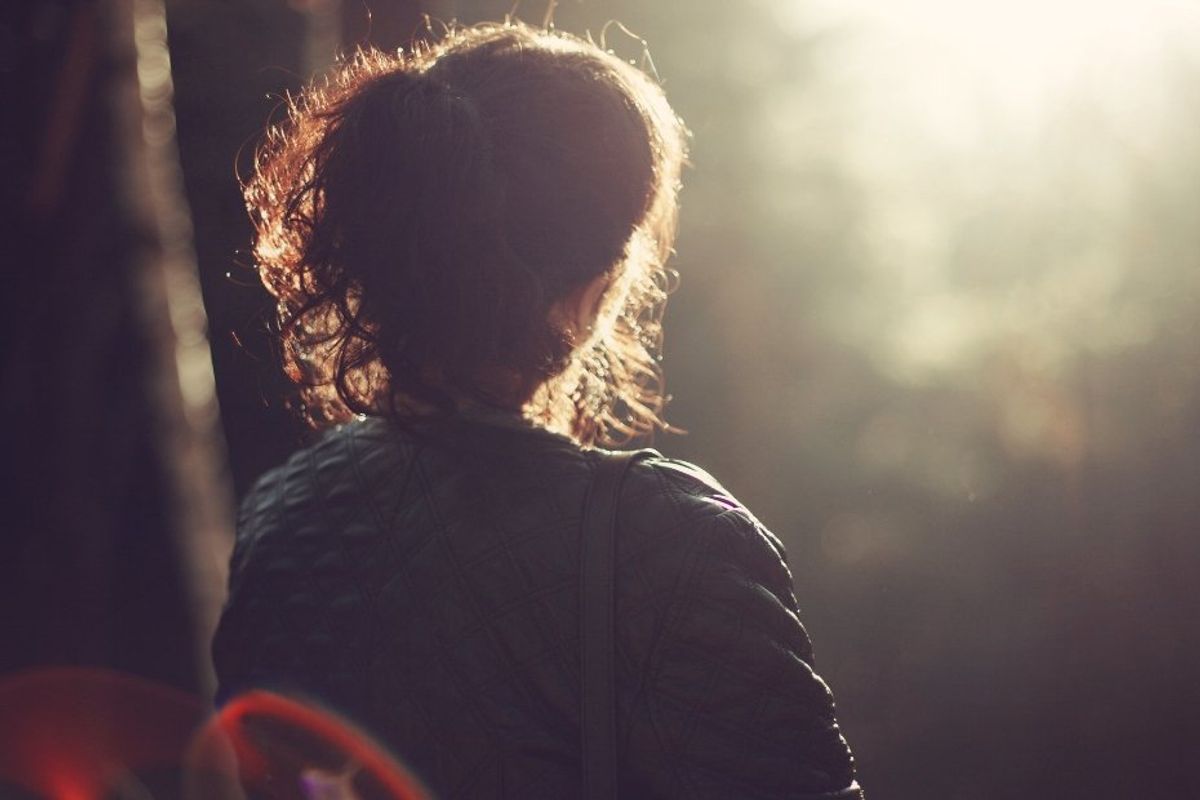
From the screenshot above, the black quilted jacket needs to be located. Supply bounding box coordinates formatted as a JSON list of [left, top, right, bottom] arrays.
[[212, 414, 862, 799]]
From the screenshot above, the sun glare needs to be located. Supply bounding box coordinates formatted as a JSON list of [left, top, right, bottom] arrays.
[[864, 0, 1169, 94], [797, 0, 1198, 147], [768, 0, 1200, 389]]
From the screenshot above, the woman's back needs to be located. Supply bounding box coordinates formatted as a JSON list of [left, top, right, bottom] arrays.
[[213, 415, 860, 798], [217, 19, 861, 797]]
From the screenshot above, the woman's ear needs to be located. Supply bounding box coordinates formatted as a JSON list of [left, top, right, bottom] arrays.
[[550, 272, 611, 342]]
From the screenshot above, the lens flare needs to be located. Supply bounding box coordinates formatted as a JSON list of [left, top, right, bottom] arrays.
[[188, 690, 432, 800], [0, 668, 205, 799], [0, 669, 432, 799]]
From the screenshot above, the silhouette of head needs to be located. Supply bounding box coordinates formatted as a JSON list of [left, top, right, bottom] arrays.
[[246, 21, 687, 444]]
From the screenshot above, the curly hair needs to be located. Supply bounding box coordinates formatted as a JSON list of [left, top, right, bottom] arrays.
[[244, 21, 687, 445]]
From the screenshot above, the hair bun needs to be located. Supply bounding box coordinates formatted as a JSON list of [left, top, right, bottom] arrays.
[[246, 22, 686, 444]]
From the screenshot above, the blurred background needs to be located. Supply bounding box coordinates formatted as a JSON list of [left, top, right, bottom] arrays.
[[3, 0, 1199, 797]]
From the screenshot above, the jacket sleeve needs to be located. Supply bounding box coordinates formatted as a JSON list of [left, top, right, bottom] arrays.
[[614, 458, 862, 799]]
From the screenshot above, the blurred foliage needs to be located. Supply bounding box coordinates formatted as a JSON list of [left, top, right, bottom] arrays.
[[175, 0, 1200, 796]]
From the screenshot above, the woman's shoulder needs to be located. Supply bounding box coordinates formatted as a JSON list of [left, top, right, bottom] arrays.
[[238, 418, 400, 509], [610, 451, 794, 598], [230, 418, 427, 565], [611, 452, 858, 797]]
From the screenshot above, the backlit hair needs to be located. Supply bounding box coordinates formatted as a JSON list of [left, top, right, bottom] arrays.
[[245, 21, 687, 445]]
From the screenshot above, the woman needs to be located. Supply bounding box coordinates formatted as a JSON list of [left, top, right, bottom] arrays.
[[213, 21, 862, 799]]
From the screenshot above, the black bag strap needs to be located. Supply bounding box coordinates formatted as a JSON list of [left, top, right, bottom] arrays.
[[580, 450, 645, 800]]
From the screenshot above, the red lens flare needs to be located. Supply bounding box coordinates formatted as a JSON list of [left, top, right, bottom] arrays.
[[0, 668, 431, 799], [0, 667, 205, 799], [187, 690, 432, 800]]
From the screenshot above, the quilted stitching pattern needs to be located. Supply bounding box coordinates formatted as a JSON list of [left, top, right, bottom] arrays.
[[212, 416, 861, 799]]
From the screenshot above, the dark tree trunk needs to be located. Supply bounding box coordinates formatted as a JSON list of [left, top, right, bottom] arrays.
[[0, 0, 233, 696]]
